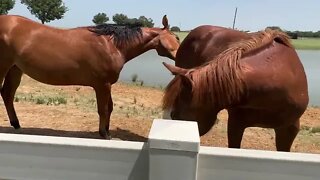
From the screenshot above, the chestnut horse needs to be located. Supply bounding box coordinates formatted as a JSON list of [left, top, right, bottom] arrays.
[[163, 29, 308, 151], [0, 15, 180, 139], [175, 25, 256, 69]]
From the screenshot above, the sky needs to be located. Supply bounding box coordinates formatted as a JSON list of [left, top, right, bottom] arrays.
[[8, 0, 320, 32]]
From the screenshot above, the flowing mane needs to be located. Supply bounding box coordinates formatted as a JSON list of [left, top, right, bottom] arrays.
[[87, 23, 143, 48], [163, 29, 292, 109]]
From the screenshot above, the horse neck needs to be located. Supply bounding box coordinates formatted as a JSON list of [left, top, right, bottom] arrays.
[[121, 28, 160, 63]]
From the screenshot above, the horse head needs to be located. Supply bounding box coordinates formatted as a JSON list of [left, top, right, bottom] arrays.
[[152, 15, 180, 60], [162, 62, 217, 135]]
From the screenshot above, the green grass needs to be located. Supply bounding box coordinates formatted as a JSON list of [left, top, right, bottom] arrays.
[[310, 127, 320, 133], [291, 38, 320, 50], [174, 31, 320, 50], [174, 31, 189, 41], [300, 125, 320, 135], [14, 93, 67, 106]]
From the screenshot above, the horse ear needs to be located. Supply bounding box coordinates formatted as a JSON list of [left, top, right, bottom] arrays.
[[162, 62, 193, 91], [163, 62, 188, 75], [162, 15, 169, 29], [179, 74, 194, 91]]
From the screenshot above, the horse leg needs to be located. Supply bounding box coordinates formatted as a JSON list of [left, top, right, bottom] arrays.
[[94, 83, 112, 139], [227, 110, 246, 148], [1, 66, 23, 129], [107, 95, 113, 123], [197, 118, 216, 136], [274, 120, 300, 152]]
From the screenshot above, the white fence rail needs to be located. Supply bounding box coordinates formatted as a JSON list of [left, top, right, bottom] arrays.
[[0, 119, 319, 180], [0, 134, 148, 180]]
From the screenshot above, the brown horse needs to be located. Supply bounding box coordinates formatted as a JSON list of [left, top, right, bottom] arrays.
[[162, 25, 254, 118], [163, 29, 308, 151], [0, 15, 180, 139], [175, 25, 256, 69]]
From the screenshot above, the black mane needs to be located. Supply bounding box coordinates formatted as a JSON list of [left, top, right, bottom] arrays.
[[88, 23, 143, 47]]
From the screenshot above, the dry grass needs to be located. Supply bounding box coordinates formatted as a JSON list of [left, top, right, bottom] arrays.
[[0, 75, 319, 154]]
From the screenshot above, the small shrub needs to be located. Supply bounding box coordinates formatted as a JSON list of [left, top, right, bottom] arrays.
[[52, 97, 67, 105], [87, 98, 96, 105], [36, 97, 46, 105], [170, 26, 181, 32], [311, 127, 320, 133], [35, 96, 67, 105], [301, 125, 311, 131], [14, 97, 20, 102], [131, 74, 138, 82]]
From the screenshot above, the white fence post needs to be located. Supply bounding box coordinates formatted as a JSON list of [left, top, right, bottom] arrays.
[[148, 119, 200, 180]]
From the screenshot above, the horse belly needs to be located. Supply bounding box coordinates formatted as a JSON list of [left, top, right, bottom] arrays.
[[15, 59, 91, 86]]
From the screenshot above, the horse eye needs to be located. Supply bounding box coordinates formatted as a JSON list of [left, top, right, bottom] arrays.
[[175, 35, 180, 41]]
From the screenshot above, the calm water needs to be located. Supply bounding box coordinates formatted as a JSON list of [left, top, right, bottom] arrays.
[[119, 50, 320, 106]]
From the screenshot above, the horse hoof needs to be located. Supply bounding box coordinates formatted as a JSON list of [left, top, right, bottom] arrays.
[[11, 122, 21, 129], [99, 130, 112, 140], [105, 134, 112, 140]]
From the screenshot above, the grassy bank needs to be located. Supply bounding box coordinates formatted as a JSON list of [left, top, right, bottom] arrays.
[[291, 38, 320, 50], [175, 32, 320, 50]]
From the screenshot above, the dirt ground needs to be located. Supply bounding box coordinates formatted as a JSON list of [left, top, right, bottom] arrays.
[[0, 75, 319, 154]]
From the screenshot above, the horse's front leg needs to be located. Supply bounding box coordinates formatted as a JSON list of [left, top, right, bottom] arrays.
[[94, 83, 112, 139], [227, 109, 246, 148]]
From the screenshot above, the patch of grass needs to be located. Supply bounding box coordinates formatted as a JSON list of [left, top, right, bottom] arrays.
[[174, 32, 189, 41], [301, 125, 311, 131], [310, 127, 320, 133], [15, 94, 67, 106], [300, 125, 320, 134], [292, 38, 320, 50], [87, 98, 96, 105]]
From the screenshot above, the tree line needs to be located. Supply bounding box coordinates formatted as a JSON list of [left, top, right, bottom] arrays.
[[0, 0, 181, 30], [5, 0, 319, 36], [93, 13, 155, 28], [265, 26, 320, 39]]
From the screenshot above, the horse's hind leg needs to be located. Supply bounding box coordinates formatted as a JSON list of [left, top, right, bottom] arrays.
[[1, 65, 23, 129], [274, 120, 300, 152]]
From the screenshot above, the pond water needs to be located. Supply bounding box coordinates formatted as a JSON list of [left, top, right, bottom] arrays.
[[119, 50, 320, 106]]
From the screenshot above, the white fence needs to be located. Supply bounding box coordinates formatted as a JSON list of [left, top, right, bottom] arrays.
[[0, 119, 319, 180]]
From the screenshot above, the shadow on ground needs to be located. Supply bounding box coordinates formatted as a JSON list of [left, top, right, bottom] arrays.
[[0, 126, 148, 142]]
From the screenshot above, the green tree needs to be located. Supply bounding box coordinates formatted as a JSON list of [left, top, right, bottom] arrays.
[[170, 26, 181, 32], [92, 13, 109, 25], [266, 26, 282, 31], [0, 0, 15, 15], [138, 16, 154, 27], [112, 13, 129, 25], [21, 0, 68, 24]]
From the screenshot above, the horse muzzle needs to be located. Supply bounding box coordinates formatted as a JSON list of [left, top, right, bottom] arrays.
[[162, 108, 173, 119]]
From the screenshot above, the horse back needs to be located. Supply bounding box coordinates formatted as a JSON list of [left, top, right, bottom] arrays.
[[176, 25, 251, 68]]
